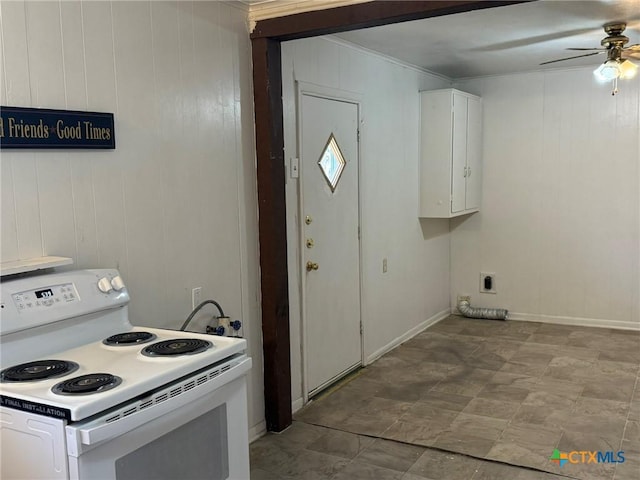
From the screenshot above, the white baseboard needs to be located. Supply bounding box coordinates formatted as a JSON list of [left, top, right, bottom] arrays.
[[292, 397, 304, 414], [507, 312, 640, 331], [365, 308, 451, 364], [249, 420, 267, 443]]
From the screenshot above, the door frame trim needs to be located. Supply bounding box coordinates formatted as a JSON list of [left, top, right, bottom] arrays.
[[250, 0, 536, 432], [295, 82, 364, 404]]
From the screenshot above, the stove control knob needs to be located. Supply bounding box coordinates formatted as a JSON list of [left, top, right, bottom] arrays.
[[97, 277, 113, 293], [111, 275, 125, 291]]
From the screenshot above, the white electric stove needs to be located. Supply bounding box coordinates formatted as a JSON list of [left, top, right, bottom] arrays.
[[0, 269, 251, 480]]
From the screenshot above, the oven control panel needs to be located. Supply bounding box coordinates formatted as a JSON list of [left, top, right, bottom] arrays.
[[12, 282, 79, 312]]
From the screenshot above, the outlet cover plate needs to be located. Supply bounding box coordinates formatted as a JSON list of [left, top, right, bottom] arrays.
[[192, 287, 202, 310], [480, 273, 497, 294]]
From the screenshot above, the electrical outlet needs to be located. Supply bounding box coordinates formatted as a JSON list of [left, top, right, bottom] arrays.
[[480, 273, 497, 294], [457, 295, 470, 303], [192, 287, 202, 310], [382, 258, 388, 273]]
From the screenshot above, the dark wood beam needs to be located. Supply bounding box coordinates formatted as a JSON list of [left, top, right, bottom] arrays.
[[251, 0, 534, 41], [251, 37, 292, 432]]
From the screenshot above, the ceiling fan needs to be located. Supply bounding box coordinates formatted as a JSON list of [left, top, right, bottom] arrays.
[[541, 22, 640, 95]]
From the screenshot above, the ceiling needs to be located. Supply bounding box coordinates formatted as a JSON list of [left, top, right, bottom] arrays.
[[331, 0, 640, 79]]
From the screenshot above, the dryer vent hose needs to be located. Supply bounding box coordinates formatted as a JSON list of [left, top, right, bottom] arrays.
[[457, 299, 508, 321]]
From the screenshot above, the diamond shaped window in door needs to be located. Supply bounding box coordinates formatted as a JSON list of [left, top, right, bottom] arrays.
[[318, 133, 346, 192]]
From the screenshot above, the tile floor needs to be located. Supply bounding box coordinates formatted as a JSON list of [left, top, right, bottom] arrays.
[[250, 316, 640, 480]]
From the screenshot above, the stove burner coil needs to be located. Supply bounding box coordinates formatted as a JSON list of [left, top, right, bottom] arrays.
[[103, 331, 157, 346], [1, 360, 79, 383], [142, 338, 212, 357], [52, 373, 122, 395]]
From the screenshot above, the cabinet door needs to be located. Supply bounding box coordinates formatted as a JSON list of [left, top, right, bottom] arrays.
[[451, 94, 467, 214], [465, 96, 482, 210]]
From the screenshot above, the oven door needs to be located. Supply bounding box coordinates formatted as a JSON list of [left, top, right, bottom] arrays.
[[65, 357, 251, 480]]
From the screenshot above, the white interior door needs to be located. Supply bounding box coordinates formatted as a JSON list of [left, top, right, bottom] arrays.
[[299, 90, 361, 397]]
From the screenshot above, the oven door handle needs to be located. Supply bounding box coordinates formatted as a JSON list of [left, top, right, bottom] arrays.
[[65, 357, 251, 456]]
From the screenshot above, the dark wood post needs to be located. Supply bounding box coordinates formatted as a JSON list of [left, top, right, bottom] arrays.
[[251, 37, 292, 432]]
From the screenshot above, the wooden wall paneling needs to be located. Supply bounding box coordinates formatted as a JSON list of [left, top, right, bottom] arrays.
[[66, 2, 100, 268], [231, 3, 266, 431], [60, 1, 98, 268], [24, 1, 65, 107], [217, 2, 246, 308], [69, 158, 99, 268], [113, 2, 166, 326], [81, 2, 117, 112], [0, 7, 5, 103], [60, 1, 87, 109], [197, 2, 242, 315], [0, 15, 19, 263], [79, 0, 117, 272], [0, 158, 19, 262], [188, 2, 212, 306], [82, 2, 126, 275], [150, 1, 188, 326], [1, 1, 31, 106], [11, 157, 43, 260], [172, 1, 201, 308], [26, 2, 77, 262], [2, 2, 42, 261]]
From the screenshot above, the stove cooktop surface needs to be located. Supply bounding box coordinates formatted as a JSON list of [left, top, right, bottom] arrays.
[[0, 327, 246, 421]]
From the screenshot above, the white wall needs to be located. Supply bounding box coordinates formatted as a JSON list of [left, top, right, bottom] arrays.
[[282, 37, 453, 407], [0, 1, 265, 433], [453, 68, 640, 329]]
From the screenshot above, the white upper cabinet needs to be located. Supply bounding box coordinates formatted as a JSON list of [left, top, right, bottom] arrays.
[[419, 89, 482, 218]]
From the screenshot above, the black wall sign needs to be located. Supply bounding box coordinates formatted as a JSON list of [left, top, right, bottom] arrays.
[[0, 106, 115, 149]]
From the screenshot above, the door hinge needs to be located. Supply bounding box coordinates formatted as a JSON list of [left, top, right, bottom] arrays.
[[360, 322, 363, 335], [358, 226, 361, 239], [357, 128, 360, 142]]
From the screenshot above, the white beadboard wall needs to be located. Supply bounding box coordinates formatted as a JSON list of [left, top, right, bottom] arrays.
[[0, 1, 265, 432], [453, 68, 640, 329], [281, 37, 452, 406]]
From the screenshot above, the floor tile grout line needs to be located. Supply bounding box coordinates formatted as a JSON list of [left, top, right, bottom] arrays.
[[613, 368, 640, 480], [295, 417, 581, 480], [619, 369, 638, 437]]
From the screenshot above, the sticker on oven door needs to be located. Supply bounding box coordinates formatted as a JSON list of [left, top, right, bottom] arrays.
[[1, 395, 72, 421]]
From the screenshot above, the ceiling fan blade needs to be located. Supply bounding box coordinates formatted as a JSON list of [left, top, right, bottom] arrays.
[[470, 27, 598, 52], [625, 52, 640, 60], [623, 44, 640, 51], [566, 48, 606, 51], [540, 51, 603, 66]]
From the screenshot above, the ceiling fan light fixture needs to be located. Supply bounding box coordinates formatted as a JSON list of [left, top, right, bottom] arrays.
[[619, 59, 638, 79], [593, 59, 622, 81]]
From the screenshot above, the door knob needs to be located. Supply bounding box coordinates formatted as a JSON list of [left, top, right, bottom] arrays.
[[306, 261, 319, 272]]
